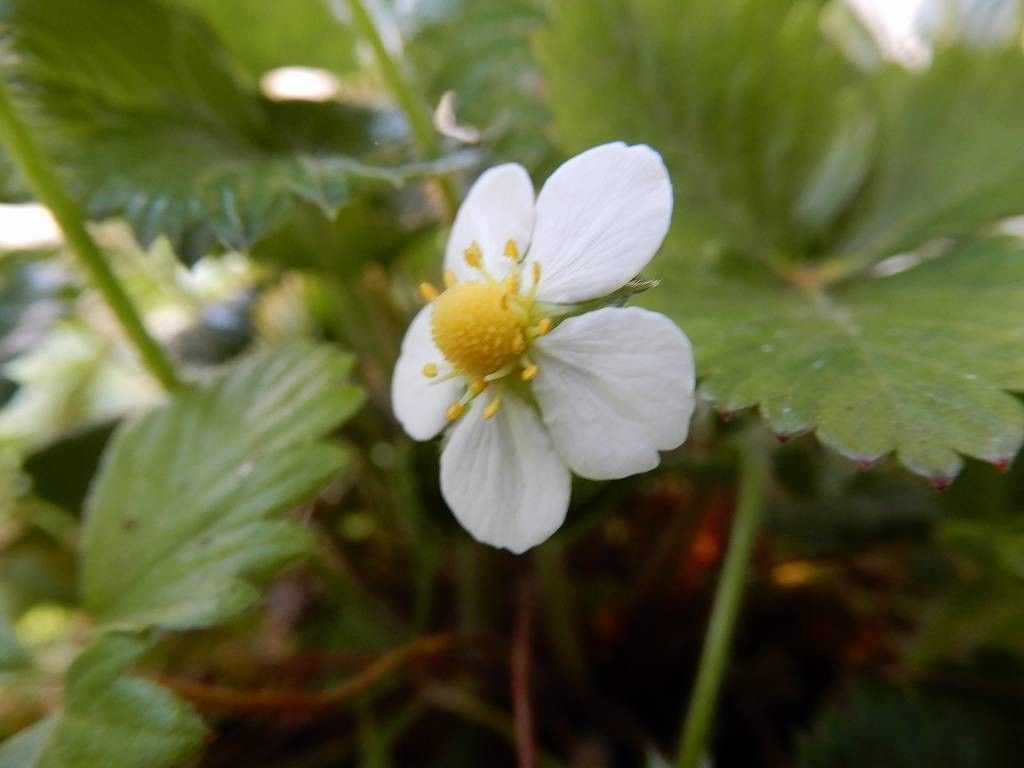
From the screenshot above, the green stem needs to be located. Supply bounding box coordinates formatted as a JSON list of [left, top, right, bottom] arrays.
[[345, 0, 458, 218], [676, 440, 769, 768], [0, 75, 179, 391]]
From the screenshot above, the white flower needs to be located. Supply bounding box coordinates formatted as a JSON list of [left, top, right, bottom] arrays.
[[392, 143, 696, 553]]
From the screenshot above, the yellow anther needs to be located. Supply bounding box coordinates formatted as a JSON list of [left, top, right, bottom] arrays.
[[531, 262, 541, 285], [469, 379, 486, 396], [513, 332, 526, 353], [419, 282, 439, 301], [443, 270, 458, 288], [464, 241, 483, 268], [504, 239, 520, 261], [422, 362, 438, 378], [505, 274, 520, 294], [536, 318, 552, 336], [447, 402, 465, 421], [521, 364, 539, 382], [500, 292, 510, 310], [484, 397, 502, 420]]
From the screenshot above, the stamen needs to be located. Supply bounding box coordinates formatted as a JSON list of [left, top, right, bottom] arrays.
[[505, 274, 520, 294], [464, 241, 483, 268], [469, 379, 486, 396], [512, 331, 525, 353], [419, 282, 439, 301], [430, 369, 462, 385], [484, 363, 517, 382], [447, 402, 465, 421], [531, 262, 541, 285], [484, 397, 502, 420], [536, 318, 552, 336], [443, 270, 457, 288], [422, 362, 438, 378], [521, 364, 539, 382], [503, 239, 520, 261]]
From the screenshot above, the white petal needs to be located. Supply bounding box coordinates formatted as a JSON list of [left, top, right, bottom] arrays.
[[532, 307, 695, 480], [526, 143, 673, 303], [391, 305, 461, 440], [444, 163, 535, 282], [440, 394, 570, 554]]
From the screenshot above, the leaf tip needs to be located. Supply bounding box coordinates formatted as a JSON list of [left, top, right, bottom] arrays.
[[992, 456, 1012, 473]]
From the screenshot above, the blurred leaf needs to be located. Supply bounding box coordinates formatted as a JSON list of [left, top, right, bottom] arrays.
[[0, 255, 71, 366], [912, 572, 1024, 663], [82, 342, 364, 631], [0, 591, 30, 672], [915, 0, 1022, 50], [249, 192, 431, 276], [799, 683, 1024, 767], [175, 0, 358, 78], [0, 536, 77, 614], [169, 289, 256, 366], [644, 237, 1024, 481], [0, 0, 427, 264], [820, 0, 887, 72], [538, 0, 867, 258], [23, 421, 117, 513], [406, 0, 556, 171], [770, 468, 941, 555], [942, 517, 1024, 582], [542, 0, 1024, 269], [0, 634, 206, 768], [834, 48, 1024, 267], [0, 149, 29, 202], [910, 475, 1024, 663], [0, 323, 161, 453]]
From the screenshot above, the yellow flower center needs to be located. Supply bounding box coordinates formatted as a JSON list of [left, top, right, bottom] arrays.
[[418, 240, 552, 423], [431, 282, 525, 377]]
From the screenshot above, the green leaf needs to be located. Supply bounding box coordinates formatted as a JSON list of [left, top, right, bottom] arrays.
[[175, 0, 358, 79], [0, 634, 206, 768], [539, 0, 1024, 481], [644, 237, 1024, 481], [834, 48, 1024, 267], [538, 0, 866, 257], [0, 0, 422, 263], [82, 342, 364, 631], [799, 683, 1024, 767]]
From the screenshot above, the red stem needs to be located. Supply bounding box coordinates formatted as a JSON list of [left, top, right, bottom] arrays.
[[148, 632, 460, 714]]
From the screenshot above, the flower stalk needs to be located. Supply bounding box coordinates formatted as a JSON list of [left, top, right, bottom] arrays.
[[345, 0, 458, 218], [676, 438, 769, 768], [0, 74, 180, 391]]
